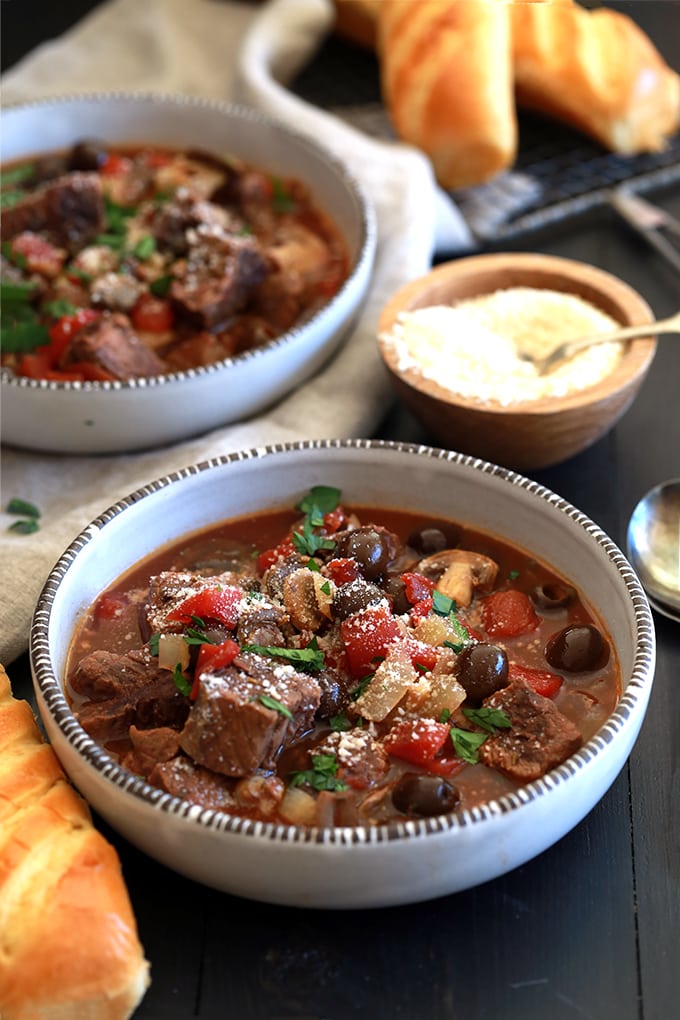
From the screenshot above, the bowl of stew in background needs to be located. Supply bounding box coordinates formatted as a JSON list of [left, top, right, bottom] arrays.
[[0, 94, 375, 454], [29, 440, 655, 908]]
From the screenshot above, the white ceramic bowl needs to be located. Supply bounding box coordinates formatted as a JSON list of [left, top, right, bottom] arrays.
[[30, 440, 655, 908], [1, 94, 375, 454]]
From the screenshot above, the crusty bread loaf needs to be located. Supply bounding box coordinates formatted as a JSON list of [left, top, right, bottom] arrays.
[[376, 0, 517, 190], [338, 0, 680, 188], [0, 664, 150, 1020], [512, 0, 680, 154]]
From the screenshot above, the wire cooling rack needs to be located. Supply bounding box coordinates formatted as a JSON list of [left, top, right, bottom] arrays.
[[291, 35, 680, 247]]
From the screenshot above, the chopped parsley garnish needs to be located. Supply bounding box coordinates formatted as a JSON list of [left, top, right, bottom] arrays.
[[2, 241, 27, 269], [259, 694, 294, 719], [241, 637, 324, 671], [289, 753, 348, 792], [6, 497, 41, 535], [148, 633, 160, 656], [508, 569, 520, 581], [432, 588, 473, 654], [172, 664, 192, 697], [270, 176, 295, 214], [329, 713, 352, 732], [44, 299, 78, 319], [133, 235, 156, 260], [0, 163, 36, 187], [6, 498, 40, 519], [292, 485, 341, 557], [450, 708, 511, 763], [149, 273, 173, 297], [350, 674, 373, 700], [0, 190, 27, 210]]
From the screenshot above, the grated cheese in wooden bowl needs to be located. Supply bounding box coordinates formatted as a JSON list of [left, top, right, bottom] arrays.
[[382, 287, 623, 406]]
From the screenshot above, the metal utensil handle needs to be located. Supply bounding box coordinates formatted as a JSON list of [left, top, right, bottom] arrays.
[[539, 310, 680, 374]]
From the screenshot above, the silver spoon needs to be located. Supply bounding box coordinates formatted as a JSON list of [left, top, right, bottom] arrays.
[[626, 479, 680, 622], [522, 309, 680, 375]]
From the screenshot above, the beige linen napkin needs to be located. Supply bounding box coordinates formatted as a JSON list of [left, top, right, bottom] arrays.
[[0, 0, 457, 664]]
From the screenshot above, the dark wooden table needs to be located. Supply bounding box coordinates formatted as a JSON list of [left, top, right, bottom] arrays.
[[3, 4, 679, 1019]]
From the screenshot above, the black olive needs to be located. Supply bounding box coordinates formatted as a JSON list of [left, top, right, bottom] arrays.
[[333, 526, 396, 581], [456, 642, 509, 705], [407, 524, 460, 555], [333, 579, 384, 620], [545, 624, 610, 672], [383, 573, 410, 615], [68, 139, 110, 172], [392, 773, 460, 817], [531, 582, 576, 612]]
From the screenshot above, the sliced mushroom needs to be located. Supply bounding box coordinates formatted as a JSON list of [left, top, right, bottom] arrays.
[[282, 567, 335, 631], [417, 550, 499, 607]]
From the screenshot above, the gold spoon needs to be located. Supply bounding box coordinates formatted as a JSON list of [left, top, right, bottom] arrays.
[[522, 309, 680, 375]]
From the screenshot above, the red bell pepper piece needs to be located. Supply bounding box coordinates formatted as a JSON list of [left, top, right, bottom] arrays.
[[482, 589, 540, 638], [193, 638, 241, 697], [402, 572, 435, 605], [257, 534, 297, 574], [131, 293, 174, 333], [48, 308, 100, 359], [166, 586, 241, 628], [383, 718, 458, 770], [509, 662, 563, 699], [326, 557, 362, 585], [340, 604, 401, 678]]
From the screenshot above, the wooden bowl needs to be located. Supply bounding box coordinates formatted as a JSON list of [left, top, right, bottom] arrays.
[[377, 253, 657, 470]]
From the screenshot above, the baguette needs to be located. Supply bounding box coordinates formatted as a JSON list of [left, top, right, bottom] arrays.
[[512, 0, 680, 154], [376, 0, 517, 189], [0, 664, 150, 1020]]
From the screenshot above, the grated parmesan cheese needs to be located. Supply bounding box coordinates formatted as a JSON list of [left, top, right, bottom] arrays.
[[382, 287, 623, 405]]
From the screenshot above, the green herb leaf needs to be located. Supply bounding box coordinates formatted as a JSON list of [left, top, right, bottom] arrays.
[[449, 727, 488, 764], [0, 321, 50, 353], [270, 176, 295, 214], [350, 675, 373, 701], [329, 713, 352, 732], [432, 590, 456, 617], [0, 190, 27, 210], [508, 569, 520, 581], [442, 613, 473, 654], [241, 638, 325, 672], [0, 280, 39, 304], [439, 708, 452, 723], [2, 241, 28, 269], [289, 753, 348, 792], [1, 163, 36, 187], [149, 274, 173, 297], [172, 664, 192, 697], [8, 518, 40, 535], [148, 633, 160, 656], [259, 694, 294, 719], [292, 521, 336, 558], [44, 299, 78, 319], [133, 235, 156, 260], [7, 498, 41, 519], [462, 706, 512, 733], [296, 485, 341, 520]]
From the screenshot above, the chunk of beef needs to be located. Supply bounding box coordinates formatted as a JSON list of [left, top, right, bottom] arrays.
[[6, 232, 67, 278], [60, 311, 165, 379], [233, 773, 285, 819], [121, 725, 182, 778], [151, 187, 236, 255], [478, 680, 583, 782], [236, 594, 289, 648], [1, 172, 104, 253], [148, 756, 236, 812], [179, 651, 321, 777], [163, 330, 236, 371], [70, 649, 189, 740], [314, 729, 389, 790], [171, 227, 269, 329]]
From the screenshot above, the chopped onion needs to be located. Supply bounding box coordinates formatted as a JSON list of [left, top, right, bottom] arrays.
[[158, 632, 190, 673]]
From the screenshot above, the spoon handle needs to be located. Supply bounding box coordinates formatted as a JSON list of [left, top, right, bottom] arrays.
[[539, 309, 680, 374]]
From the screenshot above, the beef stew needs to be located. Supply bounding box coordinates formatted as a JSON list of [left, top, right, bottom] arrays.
[[66, 487, 620, 828]]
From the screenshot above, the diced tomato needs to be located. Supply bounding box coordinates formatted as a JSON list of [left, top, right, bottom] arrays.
[[131, 293, 174, 333], [166, 586, 241, 628], [93, 592, 128, 622], [18, 350, 52, 379], [48, 308, 100, 359], [509, 662, 563, 699], [326, 557, 361, 585], [340, 604, 400, 678], [322, 507, 348, 534], [10, 232, 66, 277], [401, 636, 438, 673], [194, 638, 240, 697], [482, 589, 540, 638], [64, 360, 116, 382], [383, 719, 451, 765], [257, 534, 297, 574], [100, 153, 131, 176], [402, 572, 435, 605]]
